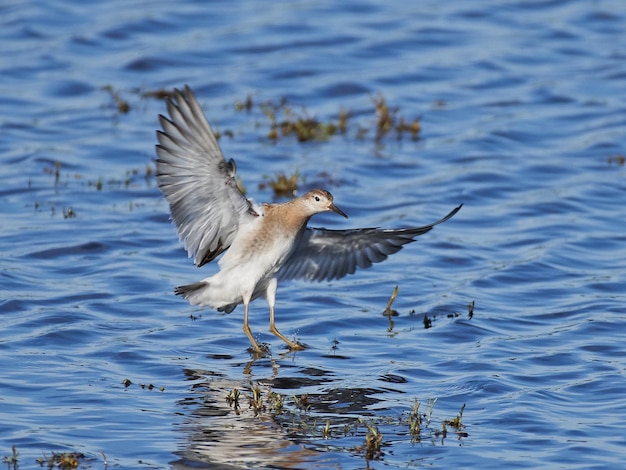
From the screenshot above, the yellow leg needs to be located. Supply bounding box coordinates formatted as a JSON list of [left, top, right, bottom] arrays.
[[269, 304, 305, 350], [242, 301, 262, 353]]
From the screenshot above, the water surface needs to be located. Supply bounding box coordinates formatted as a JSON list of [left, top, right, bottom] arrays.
[[1, 0, 626, 468]]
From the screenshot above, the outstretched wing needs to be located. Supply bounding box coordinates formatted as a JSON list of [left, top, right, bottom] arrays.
[[278, 204, 462, 282], [156, 86, 257, 267]]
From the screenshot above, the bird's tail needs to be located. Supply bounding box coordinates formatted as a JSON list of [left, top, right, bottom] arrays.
[[174, 281, 214, 307], [174, 280, 239, 313], [174, 281, 207, 301]]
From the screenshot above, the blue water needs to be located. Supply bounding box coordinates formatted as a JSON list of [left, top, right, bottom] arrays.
[[2, 0, 626, 468]]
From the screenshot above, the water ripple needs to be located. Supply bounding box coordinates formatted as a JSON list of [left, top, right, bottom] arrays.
[[1, 0, 626, 468]]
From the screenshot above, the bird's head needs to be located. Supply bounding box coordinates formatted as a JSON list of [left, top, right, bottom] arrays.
[[301, 189, 348, 219]]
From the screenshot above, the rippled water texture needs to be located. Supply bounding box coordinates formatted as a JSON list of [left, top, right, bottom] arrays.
[[2, 0, 626, 468]]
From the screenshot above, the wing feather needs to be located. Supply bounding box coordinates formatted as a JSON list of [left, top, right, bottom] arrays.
[[279, 204, 462, 282], [156, 86, 257, 267]]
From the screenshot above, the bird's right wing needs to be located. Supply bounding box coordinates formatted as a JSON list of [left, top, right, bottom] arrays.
[[156, 86, 257, 267], [278, 204, 462, 282]]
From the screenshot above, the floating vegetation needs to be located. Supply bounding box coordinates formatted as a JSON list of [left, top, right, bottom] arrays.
[[62, 207, 76, 219], [608, 154, 625, 165], [258, 170, 300, 197], [36, 451, 86, 469], [373, 94, 422, 142], [102, 85, 422, 144], [141, 88, 175, 100], [383, 285, 400, 332], [37, 159, 156, 216], [337, 107, 350, 134], [444, 403, 466, 431], [215, 129, 235, 141], [3, 446, 18, 470], [33, 160, 155, 219], [139, 383, 163, 391], [121, 377, 164, 392], [42, 160, 62, 184], [406, 398, 439, 442], [408, 400, 422, 440], [383, 285, 400, 317], [363, 424, 383, 460], [189, 312, 202, 321], [262, 104, 334, 142], [234, 92, 419, 143], [225, 388, 241, 412], [223, 384, 468, 463], [4, 447, 104, 469], [102, 84, 130, 114], [293, 393, 310, 411], [234, 93, 254, 112], [436, 403, 468, 440], [267, 390, 284, 414], [417, 301, 472, 328], [250, 384, 264, 414], [29, 87, 427, 220], [41, 160, 156, 191]]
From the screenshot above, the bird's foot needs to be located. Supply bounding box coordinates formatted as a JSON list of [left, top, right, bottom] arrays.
[[287, 341, 307, 351], [247, 342, 271, 358]]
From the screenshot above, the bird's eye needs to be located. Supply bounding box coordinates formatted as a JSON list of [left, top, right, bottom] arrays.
[[314, 196, 320, 202]]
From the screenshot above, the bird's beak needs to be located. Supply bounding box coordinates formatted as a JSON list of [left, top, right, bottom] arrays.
[[330, 203, 348, 219]]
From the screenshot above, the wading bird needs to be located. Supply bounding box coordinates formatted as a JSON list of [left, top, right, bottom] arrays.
[[156, 86, 461, 353]]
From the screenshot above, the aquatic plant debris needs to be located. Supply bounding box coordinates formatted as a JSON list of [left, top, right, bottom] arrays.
[[383, 285, 400, 316], [3, 446, 18, 470], [102, 84, 130, 114], [258, 170, 300, 197], [364, 424, 383, 460], [222, 384, 468, 461], [142, 86, 424, 142], [36, 451, 86, 469]]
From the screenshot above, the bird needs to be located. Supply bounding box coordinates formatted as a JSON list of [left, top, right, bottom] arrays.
[[155, 85, 461, 354]]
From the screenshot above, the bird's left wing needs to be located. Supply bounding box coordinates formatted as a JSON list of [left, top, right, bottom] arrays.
[[156, 86, 257, 267], [278, 204, 462, 282]]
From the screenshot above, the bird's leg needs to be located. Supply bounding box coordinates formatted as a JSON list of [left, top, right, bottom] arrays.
[[269, 305, 304, 350], [266, 278, 305, 350], [242, 298, 262, 353]]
